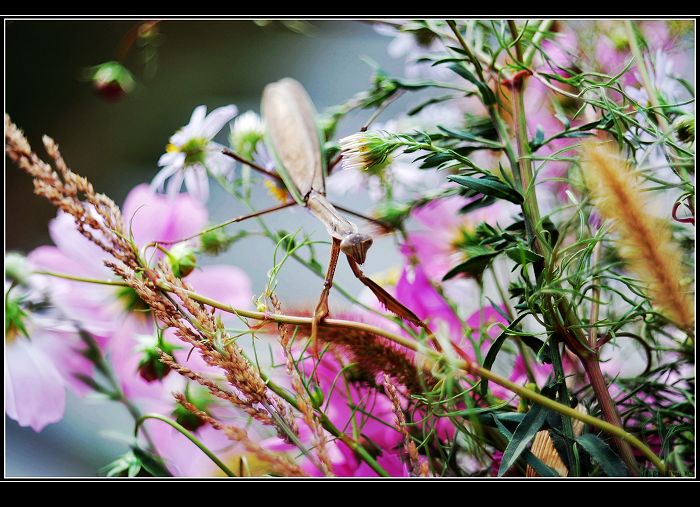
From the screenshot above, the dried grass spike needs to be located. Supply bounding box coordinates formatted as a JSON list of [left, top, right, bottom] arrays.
[[581, 141, 694, 330]]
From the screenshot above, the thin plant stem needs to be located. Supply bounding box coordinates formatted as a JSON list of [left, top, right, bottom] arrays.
[[135, 413, 236, 477]]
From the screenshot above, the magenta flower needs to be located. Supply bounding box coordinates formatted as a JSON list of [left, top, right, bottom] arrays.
[[396, 262, 463, 342]]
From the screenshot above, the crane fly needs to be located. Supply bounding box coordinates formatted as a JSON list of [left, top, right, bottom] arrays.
[[222, 77, 426, 349]]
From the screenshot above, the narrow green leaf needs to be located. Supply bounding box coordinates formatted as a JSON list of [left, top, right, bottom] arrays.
[[576, 433, 629, 477], [481, 314, 527, 397], [447, 63, 496, 104], [448, 174, 524, 204], [498, 404, 549, 476], [442, 251, 499, 280], [491, 414, 560, 477], [505, 245, 545, 266]]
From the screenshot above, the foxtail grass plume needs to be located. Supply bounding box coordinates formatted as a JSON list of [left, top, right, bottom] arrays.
[[581, 141, 694, 330]]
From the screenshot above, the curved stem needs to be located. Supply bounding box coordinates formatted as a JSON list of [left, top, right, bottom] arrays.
[[36, 269, 667, 475], [135, 413, 236, 477]]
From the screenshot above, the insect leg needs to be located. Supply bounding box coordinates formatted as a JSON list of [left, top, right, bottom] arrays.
[[310, 237, 342, 357]]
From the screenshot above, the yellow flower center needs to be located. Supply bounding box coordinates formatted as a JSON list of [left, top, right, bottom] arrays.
[[264, 179, 290, 203]]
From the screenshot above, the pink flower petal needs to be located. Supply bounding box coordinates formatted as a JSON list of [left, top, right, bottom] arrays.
[[5, 338, 66, 432]]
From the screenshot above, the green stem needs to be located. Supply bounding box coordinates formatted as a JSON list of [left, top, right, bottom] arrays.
[[446, 20, 521, 184], [135, 413, 236, 477], [522, 19, 555, 67], [508, 21, 644, 476]]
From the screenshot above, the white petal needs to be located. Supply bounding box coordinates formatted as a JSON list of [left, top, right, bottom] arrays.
[[151, 164, 181, 193], [205, 151, 235, 178], [202, 105, 238, 139], [189, 105, 208, 131], [5, 338, 66, 432], [184, 166, 209, 202], [158, 151, 185, 167], [166, 170, 185, 196]]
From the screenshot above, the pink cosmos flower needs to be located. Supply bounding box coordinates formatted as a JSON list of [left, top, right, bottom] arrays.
[[5, 256, 94, 432], [13, 184, 253, 437], [27, 184, 208, 339], [4, 312, 87, 431], [108, 265, 252, 410]]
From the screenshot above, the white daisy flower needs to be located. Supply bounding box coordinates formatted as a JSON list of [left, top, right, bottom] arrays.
[[152, 104, 238, 202]]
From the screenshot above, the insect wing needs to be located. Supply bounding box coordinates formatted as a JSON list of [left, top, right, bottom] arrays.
[[261, 78, 325, 203]]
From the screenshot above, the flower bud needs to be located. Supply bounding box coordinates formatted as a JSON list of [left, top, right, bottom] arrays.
[[308, 382, 324, 409], [136, 334, 178, 383], [229, 110, 264, 160], [88, 61, 135, 102], [5, 252, 32, 287], [673, 114, 695, 148], [166, 243, 197, 278], [339, 130, 399, 177], [200, 229, 231, 256]]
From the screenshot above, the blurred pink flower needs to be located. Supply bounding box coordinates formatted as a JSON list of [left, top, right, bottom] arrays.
[[5, 334, 67, 432], [28, 184, 208, 338], [5, 260, 94, 431], [14, 184, 253, 433], [108, 265, 252, 410], [144, 419, 240, 477], [401, 196, 515, 283]]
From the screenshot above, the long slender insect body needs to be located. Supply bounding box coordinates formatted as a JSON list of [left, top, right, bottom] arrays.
[[258, 77, 426, 342], [262, 77, 373, 265]]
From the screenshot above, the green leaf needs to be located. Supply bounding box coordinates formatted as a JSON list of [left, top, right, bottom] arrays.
[[407, 95, 454, 116], [498, 404, 550, 476], [520, 334, 552, 364], [437, 126, 503, 149], [459, 195, 497, 214], [481, 314, 528, 397], [131, 446, 173, 477], [447, 63, 496, 104], [505, 245, 545, 267], [490, 413, 559, 477], [448, 174, 523, 204], [576, 433, 629, 477], [442, 250, 499, 280]]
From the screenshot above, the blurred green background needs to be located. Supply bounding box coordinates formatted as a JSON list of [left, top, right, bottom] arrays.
[[5, 19, 412, 476]]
